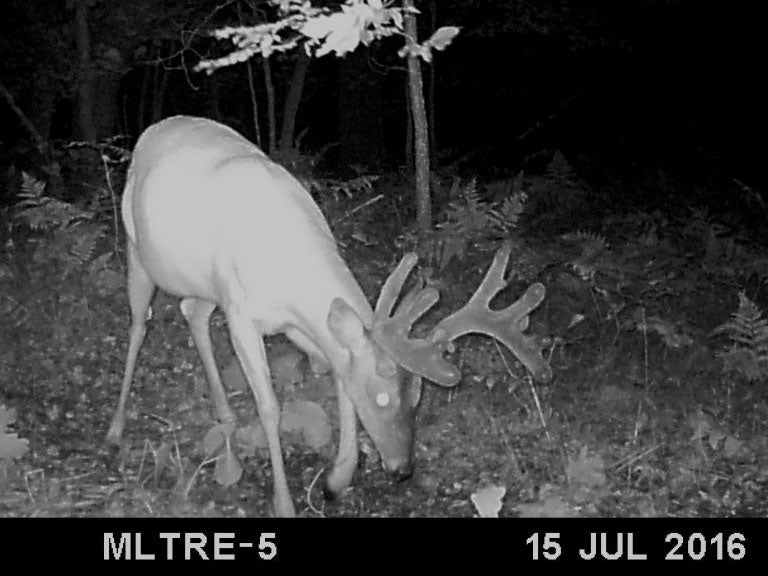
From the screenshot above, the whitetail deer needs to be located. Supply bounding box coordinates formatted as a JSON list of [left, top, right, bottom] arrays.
[[108, 115, 552, 517]]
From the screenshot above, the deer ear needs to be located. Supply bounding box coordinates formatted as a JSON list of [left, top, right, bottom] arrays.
[[328, 298, 366, 350]]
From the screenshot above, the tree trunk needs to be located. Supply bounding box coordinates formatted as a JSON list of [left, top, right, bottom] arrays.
[[263, 57, 277, 154], [404, 0, 432, 231], [73, 0, 96, 141], [205, 74, 223, 122], [279, 51, 310, 156], [150, 44, 168, 124], [137, 63, 150, 134], [428, 0, 437, 160], [404, 78, 413, 167], [92, 47, 123, 138], [245, 59, 262, 149]]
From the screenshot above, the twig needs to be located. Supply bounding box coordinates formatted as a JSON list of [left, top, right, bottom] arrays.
[[0, 80, 52, 160], [306, 467, 326, 517], [516, 84, 594, 143], [100, 154, 123, 269], [613, 444, 660, 473], [633, 307, 649, 445], [495, 340, 551, 441], [331, 194, 384, 225]]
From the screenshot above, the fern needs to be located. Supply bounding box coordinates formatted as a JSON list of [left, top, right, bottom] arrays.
[[427, 179, 502, 268], [15, 172, 90, 231], [545, 150, 580, 190], [13, 172, 110, 277], [561, 231, 610, 282], [715, 291, 768, 382], [524, 150, 589, 231], [70, 223, 107, 266], [406, 177, 529, 271], [496, 177, 527, 228], [441, 179, 502, 234]]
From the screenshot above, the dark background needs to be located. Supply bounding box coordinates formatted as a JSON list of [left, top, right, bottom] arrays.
[[2, 0, 765, 204]]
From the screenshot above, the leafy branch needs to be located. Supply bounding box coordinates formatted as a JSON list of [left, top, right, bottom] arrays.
[[196, 0, 459, 72]]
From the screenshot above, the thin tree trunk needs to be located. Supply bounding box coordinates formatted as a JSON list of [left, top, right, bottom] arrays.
[[92, 48, 123, 138], [150, 56, 161, 123], [404, 0, 431, 231], [428, 0, 437, 161], [404, 78, 413, 167], [150, 44, 168, 123], [205, 74, 223, 121], [137, 63, 149, 134], [245, 59, 262, 150], [239, 0, 262, 149], [74, 0, 96, 141], [279, 50, 310, 156], [263, 57, 277, 154]]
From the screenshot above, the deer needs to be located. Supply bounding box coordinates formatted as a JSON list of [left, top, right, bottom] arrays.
[[107, 115, 552, 517]]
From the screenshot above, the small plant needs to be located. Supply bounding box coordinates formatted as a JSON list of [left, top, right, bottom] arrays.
[[0, 405, 29, 472], [523, 150, 589, 231], [415, 178, 525, 270], [561, 230, 610, 282], [13, 172, 115, 278], [715, 291, 768, 382]]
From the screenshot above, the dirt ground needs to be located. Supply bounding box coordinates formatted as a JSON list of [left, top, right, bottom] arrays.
[[2, 231, 768, 518]]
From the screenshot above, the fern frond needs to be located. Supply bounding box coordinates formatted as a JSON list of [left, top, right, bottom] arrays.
[[716, 291, 768, 382], [715, 292, 768, 352], [15, 172, 91, 232]]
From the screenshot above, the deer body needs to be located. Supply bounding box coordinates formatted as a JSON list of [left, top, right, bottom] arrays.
[[126, 117, 369, 348], [109, 116, 419, 517]]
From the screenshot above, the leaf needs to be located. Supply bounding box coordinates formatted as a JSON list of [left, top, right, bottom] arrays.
[[565, 446, 606, 488], [0, 405, 27, 461], [0, 405, 17, 430], [707, 425, 726, 450], [222, 360, 248, 391], [281, 401, 331, 449], [0, 433, 29, 461], [214, 448, 243, 487], [688, 408, 726, 448], [426, 26, 460, 51], [303, 12, 362, 57], [723, 435, 743, 458], [516, 494, 578, 518], [470, 485, 506, 518], [235, 423, 267, 456], [301, 14, 338, 41], [271, 347, 305, 386], [202, 422, 235, 456]]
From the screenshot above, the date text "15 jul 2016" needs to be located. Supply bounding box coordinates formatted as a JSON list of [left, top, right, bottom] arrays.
[[527, 531, 746, 561]]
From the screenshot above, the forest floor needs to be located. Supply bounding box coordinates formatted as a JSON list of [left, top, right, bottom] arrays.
[[2, 179, 768, 518]]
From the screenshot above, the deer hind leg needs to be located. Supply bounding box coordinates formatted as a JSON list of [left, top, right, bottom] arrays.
[[227, 311, 295, 517], [284, 328, 358, 499], [107, 242, 156, 443], [180, 298, 236, 427]]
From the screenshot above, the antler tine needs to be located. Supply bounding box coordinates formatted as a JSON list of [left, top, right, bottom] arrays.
[[428, 243, 553, 383], [372, 244, 552, 387], [429, 243, 514, 342], [372, 253, 463, 387], [373, 285, 462, 386], [374, 253, 419, 321]]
